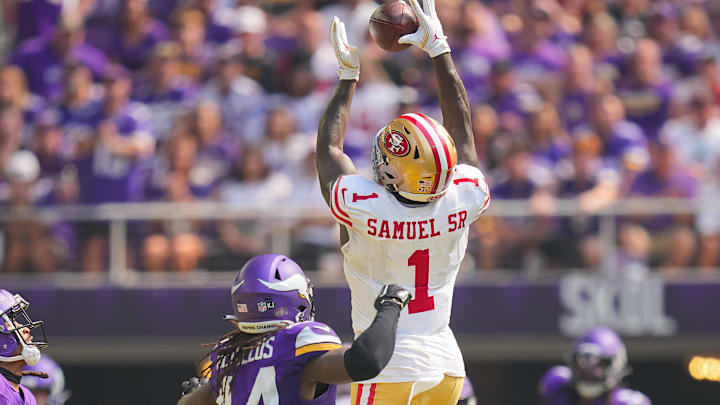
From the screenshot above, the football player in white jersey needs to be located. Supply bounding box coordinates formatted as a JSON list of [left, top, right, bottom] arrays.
[[316, 0, 490, 403]]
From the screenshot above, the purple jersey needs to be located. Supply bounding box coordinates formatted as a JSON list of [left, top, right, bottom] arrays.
[[9, 38, 107, 101], [0, 375, 38, 405], [616, 81, 673, 139], [75, 103, 153, 203], [209, 321, 341, 405], [15, 0, 61, 43], [539, 366, 651, 405], [100, 21, 170, 71], [627, 167, 697, 231]]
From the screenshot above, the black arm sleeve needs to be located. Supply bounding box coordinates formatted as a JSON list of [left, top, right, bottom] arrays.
[[342, 303, 402, 381]]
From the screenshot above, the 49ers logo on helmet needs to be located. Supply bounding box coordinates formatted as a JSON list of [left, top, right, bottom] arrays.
[[384, 130, 410, 157]]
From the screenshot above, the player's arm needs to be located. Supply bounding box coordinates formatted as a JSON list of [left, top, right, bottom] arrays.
[[399, 0, 478, 166], [317, 17, 359, 204], [301, 285, 411, 385]]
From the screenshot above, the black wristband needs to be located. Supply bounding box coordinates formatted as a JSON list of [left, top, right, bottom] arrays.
[[343, 304, 401, 381]]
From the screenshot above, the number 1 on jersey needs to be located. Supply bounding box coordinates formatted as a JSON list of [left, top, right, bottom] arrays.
[[408, 249, 435, 314]]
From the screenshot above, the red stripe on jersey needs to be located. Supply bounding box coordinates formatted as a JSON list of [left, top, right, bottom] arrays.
[[367, 383, 377, 405], [331, 178, 352, 227], [480, 178, 491, 211], [453, 178, 479, 186], [355, 384, 364, 405], [333, 177, 351, 219], [399, 114, 442, 193]]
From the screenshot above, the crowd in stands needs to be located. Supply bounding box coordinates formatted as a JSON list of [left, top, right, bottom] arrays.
[[1, 0, 720, 274]]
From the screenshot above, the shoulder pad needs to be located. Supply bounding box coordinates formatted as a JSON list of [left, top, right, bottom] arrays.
[[613, 388, 652, 405], [538, 366, 572, 398], [287, 321, 342, 357], [329, 175, 383, 229]]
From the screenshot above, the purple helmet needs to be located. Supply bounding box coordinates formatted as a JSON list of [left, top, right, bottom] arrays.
[[567, 326, 628, 399], [227, 254, 314, 334], [0, 289, 47, 366], [22, 355, 70, 405]]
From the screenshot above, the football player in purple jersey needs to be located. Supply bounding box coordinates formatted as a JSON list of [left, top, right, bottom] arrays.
[[177, 254, 410, 405], [0, 289, 49, 405], [538, 326, 651, 405]]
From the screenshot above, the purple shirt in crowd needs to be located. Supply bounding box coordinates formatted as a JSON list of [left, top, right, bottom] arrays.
[[9, 38, 108, 101], [15, 0, 61, 43], [75, 103, 153, 203], [539, 366, 651, 405], [616, 81, 673, 139], [560, 90, 593, 130], [0, 375, 37, 405], [97, 21, 170, 71], [628, 166, 697, 231], [576, 121, 648, 172], [209, 321, 340, 405]]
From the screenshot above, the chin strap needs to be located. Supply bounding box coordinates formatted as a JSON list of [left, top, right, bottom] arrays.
[[0, 367, 22, 385]]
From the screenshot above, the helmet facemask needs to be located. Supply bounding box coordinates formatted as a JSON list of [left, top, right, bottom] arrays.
[[568, 342, 629, 398], [0, 294, 47, 366]]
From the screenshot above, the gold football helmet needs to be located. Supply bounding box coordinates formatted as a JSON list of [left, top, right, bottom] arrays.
[[372, 113, 458, 202]]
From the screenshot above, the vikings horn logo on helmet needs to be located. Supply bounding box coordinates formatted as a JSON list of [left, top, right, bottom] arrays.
[[384, 130, 410, 156]]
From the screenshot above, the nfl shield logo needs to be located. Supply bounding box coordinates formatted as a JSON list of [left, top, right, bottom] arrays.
[[257, 301, 268, 312]]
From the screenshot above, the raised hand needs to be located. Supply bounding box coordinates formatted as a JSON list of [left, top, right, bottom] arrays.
[[397, 0, 450, 58], [330, 16, 360, 81]]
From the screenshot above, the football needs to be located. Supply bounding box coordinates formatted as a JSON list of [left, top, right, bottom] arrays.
[[369, 0, 419, 52]]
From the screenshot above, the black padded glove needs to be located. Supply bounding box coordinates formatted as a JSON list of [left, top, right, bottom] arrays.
[[180, 377, 208, 396], [374, 284, 412, 310]]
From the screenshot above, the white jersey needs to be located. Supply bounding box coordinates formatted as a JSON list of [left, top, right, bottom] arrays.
[[329, 164, 490, 382]]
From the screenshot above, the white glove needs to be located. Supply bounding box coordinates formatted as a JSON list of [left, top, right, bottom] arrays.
[[397, 0, 450, 58], [330, 16, 360, 81]]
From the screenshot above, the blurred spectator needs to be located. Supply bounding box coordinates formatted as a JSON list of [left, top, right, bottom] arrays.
[[544, 134, 619, 269], [57, 63, 103, 143], [276, 64, 329, 135], [661, 91, 720, 269], [582, 12, 624, 84], [261, 107, 311, 176], [471, 104, 502, 170], [286, 143, 339, 272], [528, 102, 570, 170], [200, 43, 265, 141], [575, 93, 648, 190], [143, 135, 206, 272], [74, 64, 155, 272], [617, 38, 674, 139], [0, 104, 24, 164], [7, 0, 94, 44], [217, 146, 291, 265], [481, 61, 541, 132], [172, 8, 215, 81], [1, 151, 58, 273], [0, 66, 45, 136], [94, 0, 170, 71], [450, 1, 511, 97], [560, 45, 603, 130], [184, 0, 233, 45], [30, 110, 77, 201], [480, 143, 552, 270], [621, 140, 697, 270], [508, 2, 566, 85], [187, 99, 236, 195], [132, 41, 197, 140], [9, 13, 108, 101]]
